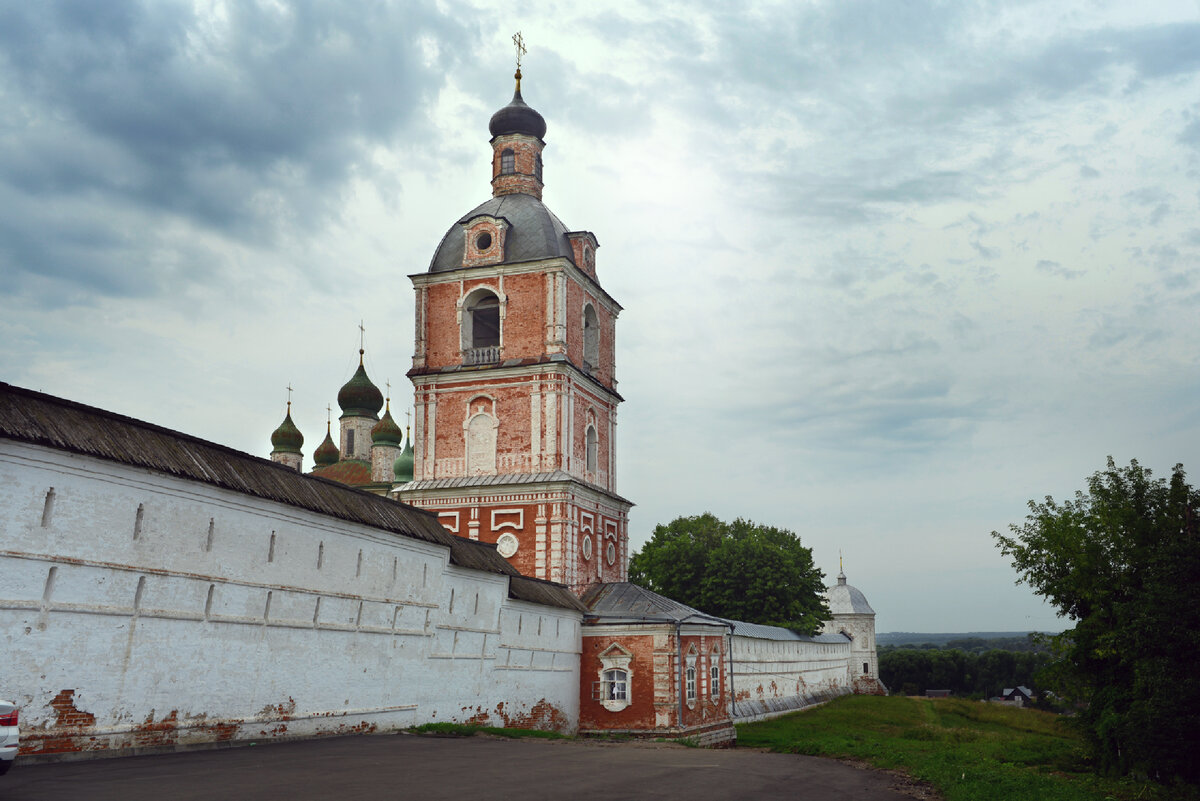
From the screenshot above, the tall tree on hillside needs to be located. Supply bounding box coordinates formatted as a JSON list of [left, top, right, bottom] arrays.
[[993, 458, 1200, 783], [629, 513, 829, 634]]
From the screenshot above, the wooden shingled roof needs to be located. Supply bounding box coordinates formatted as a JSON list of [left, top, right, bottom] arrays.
[[0, 381, 583, 612]]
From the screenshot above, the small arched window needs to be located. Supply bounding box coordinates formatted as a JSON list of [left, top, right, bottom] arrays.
[[586, 425, 598, 474], [535, 153, 543, 182], [710, 654, 721, 700], [500, 148, 515, 175], [686, 666, 696, 702], [583, 304, 599, 369]]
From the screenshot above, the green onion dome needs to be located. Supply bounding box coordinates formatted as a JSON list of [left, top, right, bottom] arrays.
[[313, 422, 340, 467], [337, 350, 384, 418], [372, 404, 403, 447], [270, 404, 304, 454], [393, 429, 415, 482]]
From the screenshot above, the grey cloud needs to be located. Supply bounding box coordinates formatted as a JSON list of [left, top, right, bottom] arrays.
[[0, 0, 471, 298], [747, 372, 993, 455], [1182, 117, 1200, 149], [1036, 259, 1083, 280], [629, 6, 1200, 232]]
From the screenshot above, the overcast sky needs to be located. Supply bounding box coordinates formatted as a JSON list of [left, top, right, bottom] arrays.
[[3, 0, 1198, 633]]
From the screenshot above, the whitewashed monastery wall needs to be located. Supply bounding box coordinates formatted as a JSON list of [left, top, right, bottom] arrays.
[[0, 440, 581, 758], [728, 629, 852, 723]]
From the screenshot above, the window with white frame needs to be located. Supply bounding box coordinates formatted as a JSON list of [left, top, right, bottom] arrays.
[[686, 665, 696, 703], [500, 148, 515, 174], [603, 669, 627, 701], [710, 655, 721, 701], [597, 643, 633, 712]]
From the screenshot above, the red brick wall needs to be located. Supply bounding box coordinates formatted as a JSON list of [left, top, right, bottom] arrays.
[[579, 632, 659, 732], [579, 629, 732, 735], [421, 274, 549, 370]]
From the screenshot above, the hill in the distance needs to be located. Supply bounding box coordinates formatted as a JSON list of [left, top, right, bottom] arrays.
[[878, 631, 1058, 648]]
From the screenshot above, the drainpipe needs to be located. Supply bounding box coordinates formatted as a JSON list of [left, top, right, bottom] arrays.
[[727, 627, 736, 721], [676, 620, 685, 727]]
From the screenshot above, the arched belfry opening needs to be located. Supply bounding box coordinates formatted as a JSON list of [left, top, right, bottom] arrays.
[[461, 288, 502, 365]]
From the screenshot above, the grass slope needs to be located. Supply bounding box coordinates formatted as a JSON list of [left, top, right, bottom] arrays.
[[736, 695, 1194, 801], [408, 722, 568, 740]]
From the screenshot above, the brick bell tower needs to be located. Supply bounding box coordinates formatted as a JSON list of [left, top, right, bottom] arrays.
[[394, 65, 632, 592]]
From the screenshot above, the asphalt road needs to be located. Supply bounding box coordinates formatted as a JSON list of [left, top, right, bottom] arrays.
[[0, 734, 923, 801]]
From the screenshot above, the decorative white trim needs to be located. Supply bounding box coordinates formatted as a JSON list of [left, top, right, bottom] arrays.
[[496, 533, 519, 558], [491, 508, 524, 531], [438, 511, 460, 534], [598, 643, 633, 712]]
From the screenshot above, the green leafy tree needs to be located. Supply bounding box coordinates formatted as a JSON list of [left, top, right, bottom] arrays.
[[628, 513, 829, 634], [993, 458, 1200, 783]]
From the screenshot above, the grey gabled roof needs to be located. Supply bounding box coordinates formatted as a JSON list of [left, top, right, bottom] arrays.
[[429, 193, 573, 273], [0, 381, 582, 611], [581, 582, 728, 626]]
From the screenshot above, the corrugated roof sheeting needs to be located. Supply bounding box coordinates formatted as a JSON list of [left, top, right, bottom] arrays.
[[0, 382, 585, 611]]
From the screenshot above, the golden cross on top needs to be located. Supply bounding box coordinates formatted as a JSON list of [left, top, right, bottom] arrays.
[[326, 404, 332, 425], [513, 31, 526, 71], [286, 383, 293, 406], [385, 379, 391, 403], [358, 320, 366, 351], [405, 409, 412, 428]]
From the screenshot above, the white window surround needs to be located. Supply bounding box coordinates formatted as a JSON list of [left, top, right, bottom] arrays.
[[598, 643, 633, 712], [460, 289, 503, 361], [710, 653, 721, 703]]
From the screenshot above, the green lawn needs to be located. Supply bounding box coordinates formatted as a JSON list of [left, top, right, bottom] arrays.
[[407, 722, 568, 740], [736, 695, 1195, 801]]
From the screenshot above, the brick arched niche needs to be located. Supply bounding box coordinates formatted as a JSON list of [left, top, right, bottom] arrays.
[[458, 286, 506, 366], [464, 395, 498, 476], [582, 303, 599, 370]]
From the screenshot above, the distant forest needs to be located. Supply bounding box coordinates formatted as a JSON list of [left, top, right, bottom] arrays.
[[877, 631, 1057, 651], [877, 633, 1053, 699]]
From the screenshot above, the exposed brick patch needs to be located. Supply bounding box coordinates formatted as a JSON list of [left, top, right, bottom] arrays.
[[133, 709, 180, 748], [48, 689, 95, 728]]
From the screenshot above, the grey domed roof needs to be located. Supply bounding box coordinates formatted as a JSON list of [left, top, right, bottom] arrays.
[[428, 193, 574, 273], [825, 571, 875, 615]]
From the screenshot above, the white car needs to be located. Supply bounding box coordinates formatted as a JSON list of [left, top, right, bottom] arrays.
[[0, 700, 17, 775]]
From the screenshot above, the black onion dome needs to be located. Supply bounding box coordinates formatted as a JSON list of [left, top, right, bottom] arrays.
[[270, 408, 304, 454], [337, 356, 384, 418], [489, 87, 547, 140]]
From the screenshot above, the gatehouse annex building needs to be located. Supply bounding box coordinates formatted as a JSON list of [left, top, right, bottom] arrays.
[[0, 70, 882, 758]]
